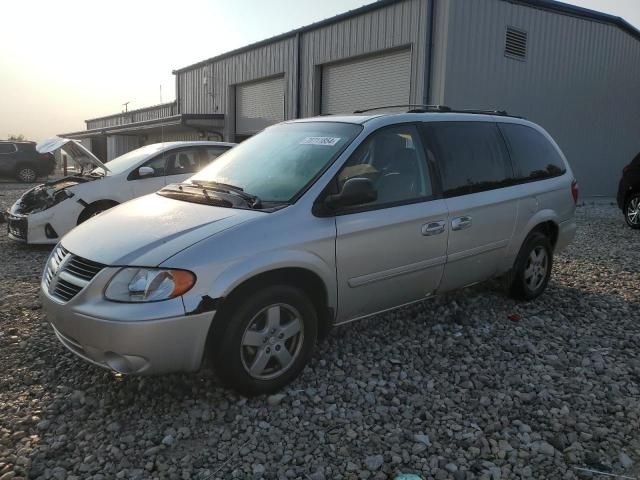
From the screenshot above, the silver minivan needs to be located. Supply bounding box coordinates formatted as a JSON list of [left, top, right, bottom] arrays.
[[40, 110, 578, 394]]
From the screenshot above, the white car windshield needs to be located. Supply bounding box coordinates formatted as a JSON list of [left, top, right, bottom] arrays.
[[92, 143, 168, 175], [189, 122, 362, 203]]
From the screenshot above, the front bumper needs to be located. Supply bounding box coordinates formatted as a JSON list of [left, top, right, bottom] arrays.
[[7, 197, 83, 245], [40, 269, 215, 375], [6, 213, 28, 242]]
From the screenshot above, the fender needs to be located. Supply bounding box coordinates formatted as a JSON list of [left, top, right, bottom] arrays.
[[507, 208, 559, 262], [189, 248, 337, 314]]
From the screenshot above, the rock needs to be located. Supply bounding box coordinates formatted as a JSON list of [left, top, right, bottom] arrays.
[[36, 420, 51, 431], [267, 394, 286, 406], [619, 452, 633, 469], [162, 435, 175, 446], [413, 433, 431, 446], [445, 463, 458, 473], [365, 454, 384, 470]]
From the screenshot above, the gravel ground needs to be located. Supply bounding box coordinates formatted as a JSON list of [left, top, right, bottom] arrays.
[[0, 183, 639, 480]]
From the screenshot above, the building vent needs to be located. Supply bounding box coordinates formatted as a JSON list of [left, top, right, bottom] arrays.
[[505, 27, 528, 60]]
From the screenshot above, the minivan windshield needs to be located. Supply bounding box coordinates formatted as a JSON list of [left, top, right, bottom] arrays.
[[91, 143, 167, 176], [189, 122, 362, 203]]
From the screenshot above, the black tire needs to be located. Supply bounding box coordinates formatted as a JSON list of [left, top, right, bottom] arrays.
[[77, 201, 118, 225], [624, 193, 640, 229], [212, 284, 318, 396], [508, 231, 553, 300], [16, 165, 37, 183]]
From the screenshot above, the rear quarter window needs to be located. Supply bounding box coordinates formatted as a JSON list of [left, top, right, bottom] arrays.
[[498, 123, 566, 182], [424, 122, 513, 197]]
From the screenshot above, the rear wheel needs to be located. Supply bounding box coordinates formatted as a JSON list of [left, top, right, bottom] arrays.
[[212, 285, 318, 396], [16, 166, 37, 183], [624, 193, 640, 229], [508, 231, 553, 300]]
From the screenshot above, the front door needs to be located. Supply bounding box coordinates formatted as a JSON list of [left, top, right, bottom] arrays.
[[423, 121, 518, 291], [334, 124, 449, 323]]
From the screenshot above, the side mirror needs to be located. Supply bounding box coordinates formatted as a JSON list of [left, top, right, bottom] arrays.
[[138, 166, 155, 177], [325, 177, 377, 210]]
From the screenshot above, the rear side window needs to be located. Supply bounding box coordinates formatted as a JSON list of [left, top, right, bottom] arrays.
[[424, 122, 513, 197], [0, 144, 16, 154], [499, 123, 566, 181]]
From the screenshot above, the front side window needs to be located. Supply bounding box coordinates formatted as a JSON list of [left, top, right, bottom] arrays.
[[165, 149, 199, 176], [499, 123, 566, 181], [425, 122, 513, 197], [337, 124, 433, 206], [100, 143, 167, 175], [191, 122, 362, 203]]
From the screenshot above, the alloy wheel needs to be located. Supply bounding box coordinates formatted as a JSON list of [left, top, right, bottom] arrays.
[[524, 246, 548, 291], [240, 303, 304, 380], [18, 168, 36, 182], [627, 196, 640, 226]]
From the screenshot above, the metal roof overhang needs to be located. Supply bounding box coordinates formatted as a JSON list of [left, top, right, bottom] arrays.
[[60, 114, 225, 139]]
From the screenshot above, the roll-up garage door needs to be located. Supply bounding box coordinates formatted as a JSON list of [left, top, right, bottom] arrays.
[[236, 76, 285, 136], [321, 49, 411, 115]]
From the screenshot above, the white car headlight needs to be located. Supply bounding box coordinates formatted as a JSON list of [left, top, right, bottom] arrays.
[[105, 268, 196, 302]]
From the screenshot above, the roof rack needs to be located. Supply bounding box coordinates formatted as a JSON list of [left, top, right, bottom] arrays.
[[353, 104, 451, 114], [353, 104, 518, 117]]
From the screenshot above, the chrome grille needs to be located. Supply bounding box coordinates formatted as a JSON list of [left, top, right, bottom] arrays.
[[44, 245, 105, 303], [63, 255, 104, 281]]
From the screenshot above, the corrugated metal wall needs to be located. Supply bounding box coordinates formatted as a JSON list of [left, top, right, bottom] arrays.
[[176, 0, 430, 130], [299, 0, 429, 116], [438, 0, 640, 196], [177, 37, 297, 119], [86, 103, 176, 130], [106, 135, 140, 161]]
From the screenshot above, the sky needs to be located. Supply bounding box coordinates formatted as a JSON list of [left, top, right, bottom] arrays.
[[0, 0, 638, 141]]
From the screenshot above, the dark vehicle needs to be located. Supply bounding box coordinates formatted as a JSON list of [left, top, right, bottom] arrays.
[[617, 152, 640, 229], [0, 141, 56, 182]]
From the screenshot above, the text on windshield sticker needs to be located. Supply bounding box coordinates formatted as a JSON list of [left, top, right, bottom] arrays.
[[300, 136, 341, 146]]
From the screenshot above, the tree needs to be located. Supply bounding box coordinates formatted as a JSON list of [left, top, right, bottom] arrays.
[[8, 134, 26, 141]]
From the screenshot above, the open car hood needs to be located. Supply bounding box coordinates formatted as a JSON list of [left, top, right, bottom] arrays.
[[37, 137, 110, 173]]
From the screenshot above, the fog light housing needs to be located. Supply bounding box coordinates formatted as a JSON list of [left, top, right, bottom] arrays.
[[45, 223, 58, 239]]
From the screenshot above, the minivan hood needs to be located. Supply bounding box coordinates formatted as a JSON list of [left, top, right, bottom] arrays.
[[37, 137, 110, 173], [61, 194, 265, 266]]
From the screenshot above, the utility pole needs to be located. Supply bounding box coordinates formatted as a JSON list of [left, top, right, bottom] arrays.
[[122, 101, 130, 113]]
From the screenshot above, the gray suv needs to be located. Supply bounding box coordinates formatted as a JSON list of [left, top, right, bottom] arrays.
[[0, 140, 56, 182], [40, 110, 577, 395]]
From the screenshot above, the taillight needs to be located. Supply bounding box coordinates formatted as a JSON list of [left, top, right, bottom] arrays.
[[571, 180, 579, 204]]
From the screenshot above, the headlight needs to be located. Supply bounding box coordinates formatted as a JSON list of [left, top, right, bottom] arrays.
[[104, 268, 196, 302]]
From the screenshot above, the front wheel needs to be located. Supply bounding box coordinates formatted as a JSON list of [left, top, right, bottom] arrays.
[[213, 285, 318, 396], [624, 193, 640, 229], [508, 231, 553, 300]]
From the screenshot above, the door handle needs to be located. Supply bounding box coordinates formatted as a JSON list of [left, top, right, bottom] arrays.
[[422, 220, 446, 236], [451, 216, 472, 231]]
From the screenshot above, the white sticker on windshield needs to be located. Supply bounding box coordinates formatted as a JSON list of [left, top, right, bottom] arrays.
[[300, 136, 341, 146]]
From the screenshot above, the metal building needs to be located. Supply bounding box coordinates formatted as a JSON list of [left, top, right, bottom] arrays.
[[62, 0, 640, 196]]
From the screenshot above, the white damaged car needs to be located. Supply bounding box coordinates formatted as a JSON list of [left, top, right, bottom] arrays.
[[7, 138, 234, 244]]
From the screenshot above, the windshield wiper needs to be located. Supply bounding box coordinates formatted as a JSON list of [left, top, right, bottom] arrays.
[[159, 187, 232, 207], [189, 180, 262, 208]]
